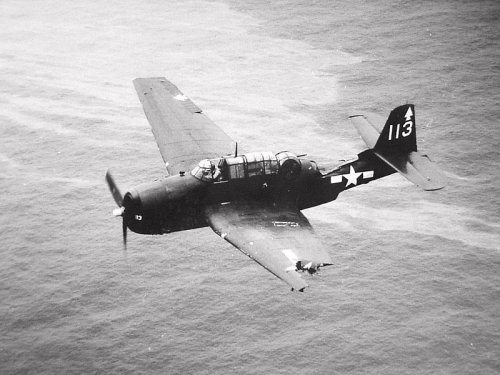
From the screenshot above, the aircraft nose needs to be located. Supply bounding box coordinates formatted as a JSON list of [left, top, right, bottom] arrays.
[[123, 189, 141, 212], [121, 189, 143, 235]]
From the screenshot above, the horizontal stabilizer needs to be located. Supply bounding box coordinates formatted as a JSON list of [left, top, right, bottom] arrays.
[[350, 114, 380, 149], [374, 151, 446, 191]]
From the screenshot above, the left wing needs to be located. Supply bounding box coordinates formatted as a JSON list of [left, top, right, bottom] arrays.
[[205, 201, 333, 291], [133, 77, 235, 175]]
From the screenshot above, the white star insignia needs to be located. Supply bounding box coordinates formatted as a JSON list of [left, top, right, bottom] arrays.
[[173, 94, 188, 101], [344, 165, 362, 187]]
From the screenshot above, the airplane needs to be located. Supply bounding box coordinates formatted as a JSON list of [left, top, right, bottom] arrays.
[[106, 77, 445, 292]]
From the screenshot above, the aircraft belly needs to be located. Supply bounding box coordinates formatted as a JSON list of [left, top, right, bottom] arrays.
[[128, 201, 207, 235]]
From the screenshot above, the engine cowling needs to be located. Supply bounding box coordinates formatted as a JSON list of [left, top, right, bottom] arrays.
[[124, 174, 206, 234]]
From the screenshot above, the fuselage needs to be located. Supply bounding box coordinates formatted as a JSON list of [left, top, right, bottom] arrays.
[[123, 150, 395, 235]]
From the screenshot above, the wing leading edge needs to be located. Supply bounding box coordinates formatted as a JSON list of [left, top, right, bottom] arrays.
[[133, 77, 235, 175], [205, 201, 333, 291]]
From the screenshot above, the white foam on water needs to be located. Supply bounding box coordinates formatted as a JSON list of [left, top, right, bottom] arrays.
[[311, 198, 500, 251], [1, 0, 362, 161]]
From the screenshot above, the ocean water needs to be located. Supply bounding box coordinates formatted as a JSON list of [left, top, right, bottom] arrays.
[[1, 1, 499, 374]]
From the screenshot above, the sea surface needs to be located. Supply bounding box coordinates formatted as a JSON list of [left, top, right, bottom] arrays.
[[1, 1, 499, 374]]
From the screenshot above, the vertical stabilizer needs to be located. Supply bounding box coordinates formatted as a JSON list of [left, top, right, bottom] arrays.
[[375, 104, 417, 153]]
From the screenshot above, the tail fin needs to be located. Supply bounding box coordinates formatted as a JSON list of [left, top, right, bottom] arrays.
[[350, 104, 445, 191], [375, 104, 417, 153]]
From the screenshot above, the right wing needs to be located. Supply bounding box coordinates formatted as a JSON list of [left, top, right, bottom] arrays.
[[133, 77, 235, 175], [205, 200, 333, 291]]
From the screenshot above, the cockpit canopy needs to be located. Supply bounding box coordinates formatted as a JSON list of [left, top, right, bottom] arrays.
[[192, 151, 289, 182], [191, 159, 215, 182]]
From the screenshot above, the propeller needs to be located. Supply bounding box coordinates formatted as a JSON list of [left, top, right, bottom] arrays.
[[122, 216, 127, 249], [105, 170, 127, 249], [106, 170, 123, 207]]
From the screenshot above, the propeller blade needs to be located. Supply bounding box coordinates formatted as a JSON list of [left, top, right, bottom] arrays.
[[106, 170, 128, 249], [105, 170, 124, 207], [122, 217, 127, 250]]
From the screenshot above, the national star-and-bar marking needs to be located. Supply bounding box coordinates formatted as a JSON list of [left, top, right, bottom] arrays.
[[330, 165, 374, 187]]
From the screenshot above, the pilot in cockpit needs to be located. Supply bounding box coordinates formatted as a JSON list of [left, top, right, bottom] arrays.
[[192, 158, 229, 182], [210, 163, 221, 181]]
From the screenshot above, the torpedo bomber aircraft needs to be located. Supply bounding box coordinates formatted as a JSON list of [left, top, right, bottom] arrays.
[[106, 77, 445, 292]]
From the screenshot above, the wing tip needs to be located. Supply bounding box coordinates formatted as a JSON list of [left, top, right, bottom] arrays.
[[132, 77, 169, 92], [133, 76, 167, 83], [288, 275, 309, 292]]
